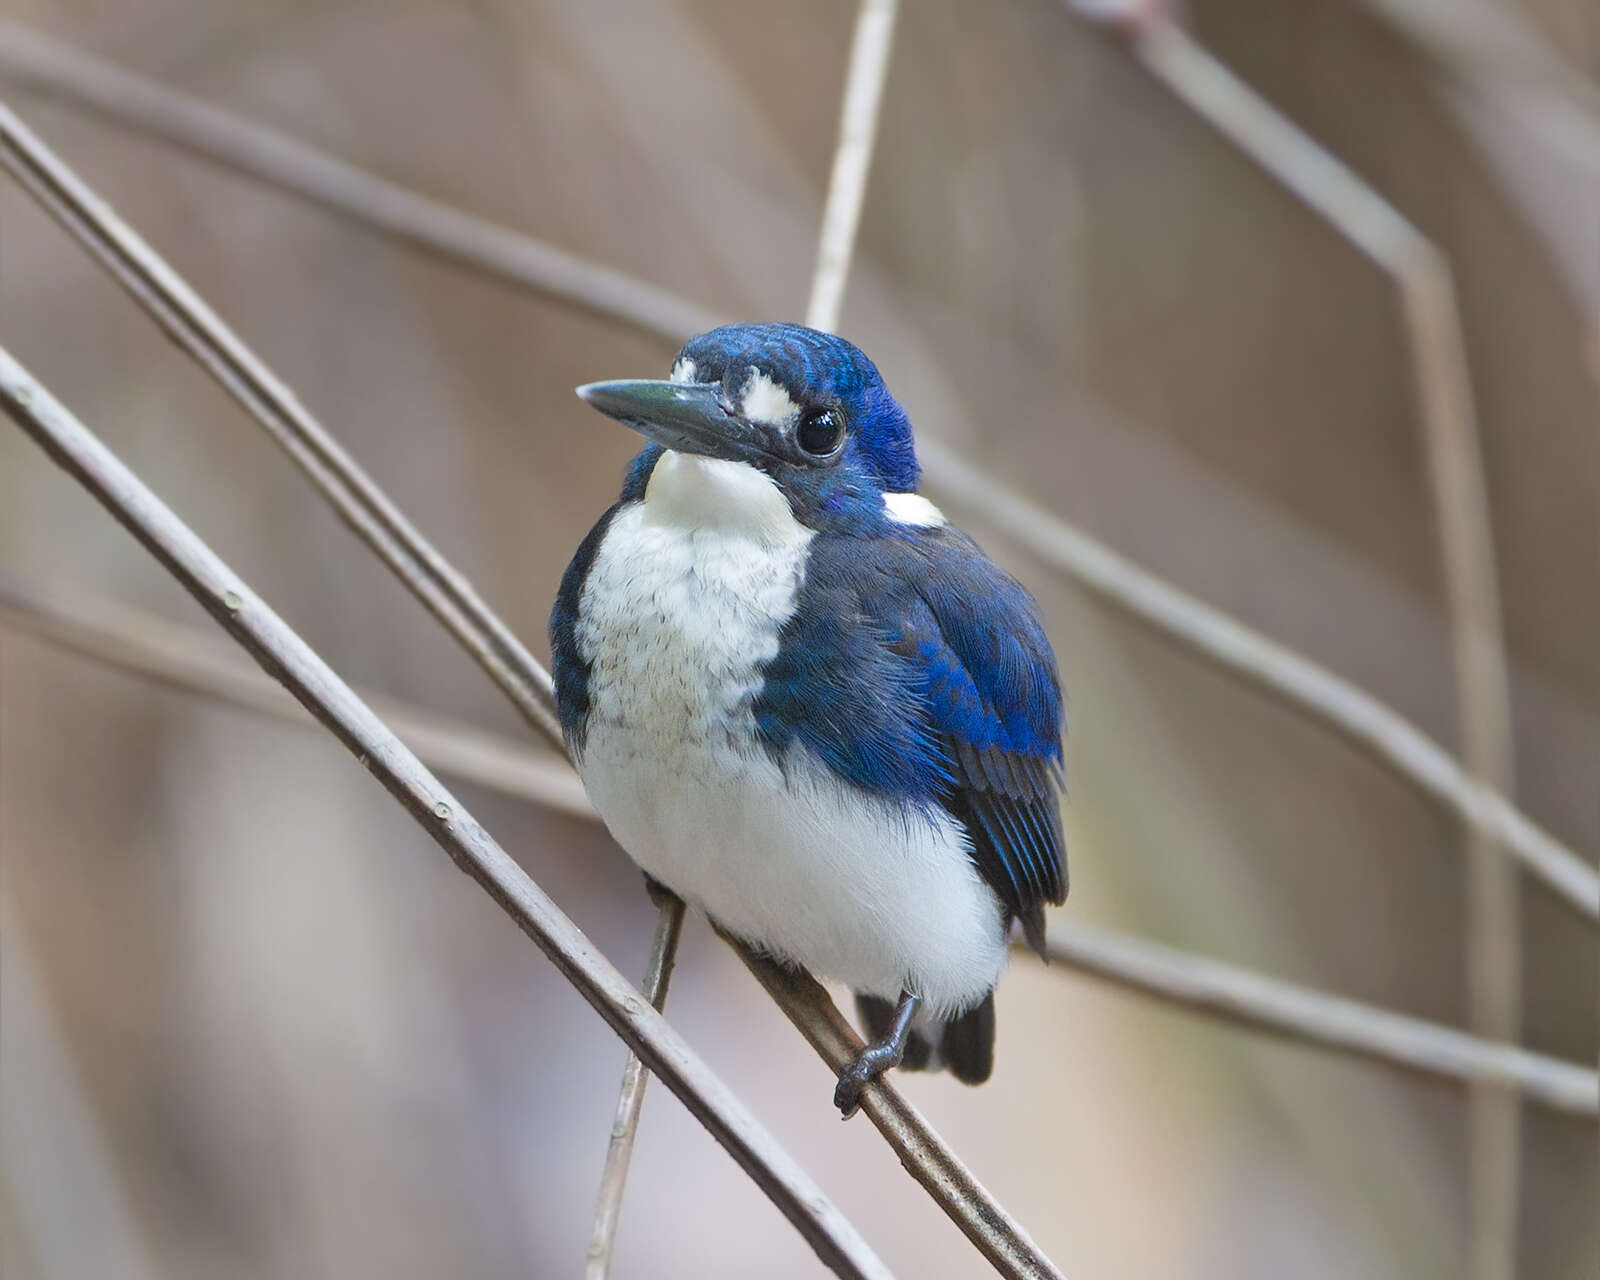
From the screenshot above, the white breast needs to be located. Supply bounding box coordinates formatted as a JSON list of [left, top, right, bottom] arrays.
[[574, 454, 1007, 1015]]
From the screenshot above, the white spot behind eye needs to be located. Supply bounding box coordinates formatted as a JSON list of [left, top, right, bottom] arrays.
[[669, 358, 698, 385], [883, 492, 947, 527], [738, 370, 800, 428]]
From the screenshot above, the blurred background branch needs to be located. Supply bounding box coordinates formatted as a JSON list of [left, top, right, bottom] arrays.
[[1, 89, 1069, 1280], [1083, 19, 1527, 1274], [5, 576, 1590, 1118], [4, 33, 1588, 922]]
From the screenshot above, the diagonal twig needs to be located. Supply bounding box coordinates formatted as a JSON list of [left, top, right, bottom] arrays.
[[1096, 21, 1529, 1273], [0, 575, 592, 819], [7, 577, 1594, 1120], [729, 931, 1068, 1280], [1034, 925, 1595, 1118], [585, 895, 685, 1280], [0, 21, 722, 343], [0, 96, 1065, 1277], [805, 0, 899, 334], [0, 97, 566, 749], [3, 37, 1588, 921], [0, 347, 891, 1280], [591, 4, 902, 1266]]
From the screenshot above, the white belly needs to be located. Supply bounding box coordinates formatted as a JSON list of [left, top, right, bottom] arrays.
[[573, 455, 1007, 1015]]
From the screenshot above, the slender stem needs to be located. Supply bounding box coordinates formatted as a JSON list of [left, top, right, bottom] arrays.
[[589, 1, 903, 1258], [0, 348, 889, 1280], [0, 36, 1589, 919], [0, 21, 723, 343], [9, 577, 1592, 1116], [585, 897, 686, 1280], [0, 99, 1056, 1278], [728, 932, 1069, 1280], [0, 576, 592, 819], [805, 0, 899, 333], [1119, 23, 1525, 1273], [1032, 925, 1594, 1117], [0, 98, 566, 749]]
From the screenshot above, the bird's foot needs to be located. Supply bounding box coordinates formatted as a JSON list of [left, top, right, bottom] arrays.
[[834, 990, 920, 1118]]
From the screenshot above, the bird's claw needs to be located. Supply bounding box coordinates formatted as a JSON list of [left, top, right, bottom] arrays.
[[833, 1045, 895, 1118]]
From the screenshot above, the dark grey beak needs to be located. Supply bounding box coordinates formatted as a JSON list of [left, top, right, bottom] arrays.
[[576, 379, 763, 463]]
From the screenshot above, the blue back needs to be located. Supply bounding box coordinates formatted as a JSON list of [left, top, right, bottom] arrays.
[[552, 324, 1067, 950]]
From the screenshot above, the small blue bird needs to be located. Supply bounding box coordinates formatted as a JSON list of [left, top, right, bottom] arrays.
[[551, 323, 1066, 1114]]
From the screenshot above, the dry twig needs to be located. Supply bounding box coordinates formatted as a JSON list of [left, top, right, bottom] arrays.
[[0, 22, 721, 343], [0, 577, 591, 819], [732, 934, 1068, 1280], [1, 97, 1066, 1278], [1035, 925, 1595, 1117], [585, 897, 685, 1280], [10, 579, 1593, 1119], [0, 347, 890, 1280], [3, 39, 1587, 920], [592, 4, 902, 1262], [1111, 23, 1527, 1273], [805, 0, 899, 334], [0, 98, 566, 750]]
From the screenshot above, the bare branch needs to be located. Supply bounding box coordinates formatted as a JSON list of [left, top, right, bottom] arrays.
[[805, 0, 899, 333], [0, 576, 592, 819], [594, 2, 902, 1256], [0, 36, 1589, 919], [8, 577, 1595, 1120], [0, 23, 722, 343], [731, 934, 1069, 1280], [0, 347, 891, 1280], [1107, 23, 1527, 1273], [0, 100, 565, 751], [1030, 925, 1595, 1118], [586, 895, 686, 1280], [0, 98, 1068, 1276]]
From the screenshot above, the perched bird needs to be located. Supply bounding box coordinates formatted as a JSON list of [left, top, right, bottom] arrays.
[[551, 323, 1066, 1115]]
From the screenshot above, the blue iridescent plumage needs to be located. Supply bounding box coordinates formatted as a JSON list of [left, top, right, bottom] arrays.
[[552, 322, 1067, 1101]]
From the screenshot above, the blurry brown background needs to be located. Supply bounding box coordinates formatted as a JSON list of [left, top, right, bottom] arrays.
[[1, 1, 1596, 1277]]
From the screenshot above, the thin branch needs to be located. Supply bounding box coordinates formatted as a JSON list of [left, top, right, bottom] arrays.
[[1108, 22, 1525, 1274], [7, 575, 1594, 1119], [586, 895, 685, 1280], [918, 439, 1594, 917], [0, 894, 163, 1280], [0, 97, 1064, 1277], [2, 36, 1590, 922], [0, 347, 890, 1280], [0, 23, 722, 343], [0, 576, 592, 819], [0, 99, 568, 751], [591, 3, 902, 1259], [3, 42, 1587, 921], [805, 0, 899, 333], [729, 932, 1068, 1280], [1031, 925, 1595, 1118]]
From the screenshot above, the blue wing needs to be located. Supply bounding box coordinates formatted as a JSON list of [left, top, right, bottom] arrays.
[[754, 525, 1067, 953]]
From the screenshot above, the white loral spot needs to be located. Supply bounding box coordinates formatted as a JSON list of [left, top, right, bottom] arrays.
[[883, 491, 947, 528], [737, 369, 800, 428], [668, 357, 698, 385], [643, 452, 809, 548]]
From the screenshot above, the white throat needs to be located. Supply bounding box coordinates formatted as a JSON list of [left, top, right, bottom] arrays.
[[642, 452, 809, 546]]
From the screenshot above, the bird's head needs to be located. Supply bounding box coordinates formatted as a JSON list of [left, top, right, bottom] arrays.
[[577, 323, 920, 527]]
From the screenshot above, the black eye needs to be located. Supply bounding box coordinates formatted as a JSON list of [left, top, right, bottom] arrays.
[[797, 408, 845, 458]]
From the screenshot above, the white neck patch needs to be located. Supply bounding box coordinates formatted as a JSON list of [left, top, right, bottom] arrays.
[[882, 491, 947, 528], [737, 369, 800, 428], [643, 452, 809, 548]]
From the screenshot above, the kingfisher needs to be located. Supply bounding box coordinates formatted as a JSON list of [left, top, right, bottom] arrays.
[[550, 323, 1066, 1115]]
